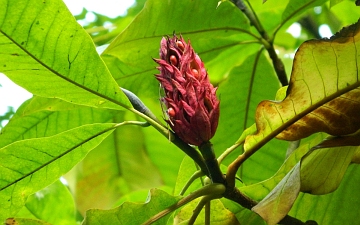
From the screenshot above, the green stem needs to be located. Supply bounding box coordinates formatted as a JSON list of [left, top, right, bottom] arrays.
[[205, 200, 211, 225], [179, 170, 204, 195], [188, 195, 216, 225], [199, 141, 225, 184]]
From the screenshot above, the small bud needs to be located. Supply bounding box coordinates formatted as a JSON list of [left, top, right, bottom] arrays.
[[155, 34, 220, 146]]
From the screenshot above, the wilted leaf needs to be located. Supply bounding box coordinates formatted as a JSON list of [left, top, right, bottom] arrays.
[[312, 129, 360, 149], [82, 188, 181, 225], [252, 163, 301, 225], [0, 0, 130, 110], [0, 123, 117, 221], [245, 19, 360, 151]]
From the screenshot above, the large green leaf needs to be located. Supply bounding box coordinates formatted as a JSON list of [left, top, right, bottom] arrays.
[[82, 188, 181, 225], [245, 19, 360, 151], [0, 123, 117, 220], [0, 96, 116, 148], [0, 0, 131, 110], [101, 0, 257, 98]]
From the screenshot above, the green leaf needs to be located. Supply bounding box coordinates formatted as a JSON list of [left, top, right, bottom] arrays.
[[290, 164, 360, 224], [252, 163, 301, 225], [174, 199, 240, 225], [300, 145, 358, 194], [0, 0, 131, 110], [0, 96, 116, 148], [16, 180, 77, 225], [174, 156, 203, 196], [245, 19, 360, 150], [330, 0, 344, 7], [101, 0, 256, 98], [281, 0, 328, 25], [0, 123, 117, 220], [221, 198, 266, 225], [65, 112, 164, 214], [82, 188, 181, 225], [212, 50, 284, 184], [212, 50, 280, 162]]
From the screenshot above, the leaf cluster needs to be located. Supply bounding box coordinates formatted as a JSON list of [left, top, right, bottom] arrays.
[[0, 0, 360, 224]]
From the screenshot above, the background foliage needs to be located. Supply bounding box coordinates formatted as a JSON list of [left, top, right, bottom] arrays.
[[1, 0, 360, 224]]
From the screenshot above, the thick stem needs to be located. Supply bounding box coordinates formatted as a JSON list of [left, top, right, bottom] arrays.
[[199, 141, 226, 184]]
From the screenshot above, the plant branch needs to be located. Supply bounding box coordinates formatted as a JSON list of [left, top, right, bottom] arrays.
[[231, 0, 288, 86]]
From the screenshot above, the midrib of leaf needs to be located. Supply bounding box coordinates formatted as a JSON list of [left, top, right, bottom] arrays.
[[0, 30, 130, 110], [0, 124, 117, 192], [246, 81, 360, 152]]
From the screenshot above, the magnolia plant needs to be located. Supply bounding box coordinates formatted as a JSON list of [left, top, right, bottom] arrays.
[[0, 0, 360, 225]]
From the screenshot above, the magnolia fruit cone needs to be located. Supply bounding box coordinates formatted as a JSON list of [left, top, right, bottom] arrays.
[[154, 35, 220, 146]]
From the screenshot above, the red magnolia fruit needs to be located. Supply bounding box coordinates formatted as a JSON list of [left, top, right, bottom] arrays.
[[154, 35, 220, 146]]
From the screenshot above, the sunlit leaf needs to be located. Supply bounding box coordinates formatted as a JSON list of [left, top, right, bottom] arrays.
[[252, 163, 300, 225], [0, 0, 131, 110], [0, 123, 117, 220], [245, 19, 360, 151], [82, 188, 181, 225]]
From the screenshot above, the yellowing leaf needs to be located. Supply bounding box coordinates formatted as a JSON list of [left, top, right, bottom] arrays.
[[245, 20, 360, 151]]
